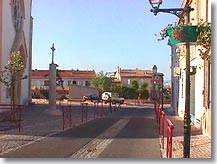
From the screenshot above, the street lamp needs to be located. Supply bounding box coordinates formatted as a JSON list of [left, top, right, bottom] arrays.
[[149, 0, 194, 158], [152, 65, 164, 112], [152, 65, 157, 101]]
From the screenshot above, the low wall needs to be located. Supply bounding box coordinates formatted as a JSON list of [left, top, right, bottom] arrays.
[[69, 85, 99, 99]]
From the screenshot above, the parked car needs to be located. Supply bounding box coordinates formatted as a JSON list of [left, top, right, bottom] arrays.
[[59, 94, 69, 100], [83, 94, 100, 102], [101, 92, 125, 104]]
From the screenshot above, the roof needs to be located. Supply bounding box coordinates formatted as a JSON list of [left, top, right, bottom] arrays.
[[32, 69, 96, 79], [119, 69, 153, 78]]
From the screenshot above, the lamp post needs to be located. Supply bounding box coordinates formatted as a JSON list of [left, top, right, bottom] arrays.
[[161, 74, 164, 112], [152, 65, 157, 106], [152, 65, 164, 111], [149, 0, 194, 158]]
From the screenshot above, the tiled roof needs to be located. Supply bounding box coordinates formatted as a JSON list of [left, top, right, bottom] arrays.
[[120, 69, 153, 78], [32, 69, 96, 78]]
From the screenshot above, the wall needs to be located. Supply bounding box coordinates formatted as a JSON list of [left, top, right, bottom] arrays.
[[1, 1, 16, 104], [0, 0, 2, 102], [69, 85, 99, 99], [0, 0, 32, 105]]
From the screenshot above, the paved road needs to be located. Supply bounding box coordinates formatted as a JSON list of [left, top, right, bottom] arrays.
[[1, 105, 161, 158]]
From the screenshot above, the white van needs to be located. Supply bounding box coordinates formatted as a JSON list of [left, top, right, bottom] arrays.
[[101, 92, 125, 104]]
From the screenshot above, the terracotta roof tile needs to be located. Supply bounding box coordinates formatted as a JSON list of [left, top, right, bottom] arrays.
[[32, 70, 96, 78], [120, 69, 152, 78]]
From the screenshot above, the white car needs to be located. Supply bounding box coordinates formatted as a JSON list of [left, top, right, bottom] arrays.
[[102, 92, 125, 104]]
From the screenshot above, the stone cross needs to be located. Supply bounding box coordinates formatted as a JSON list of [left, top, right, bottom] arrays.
[[51, 43, 56, 64]]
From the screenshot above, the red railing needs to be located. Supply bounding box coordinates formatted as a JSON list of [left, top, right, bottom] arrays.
[[154, 101, 174, 158], [93, 102, 99, 119], [160, 111, 166, 149], [61, 105, 72, 130], [0, 104, 23, 132], [166, 119, 174, 158], [81, 102, 88, 123], [100, 102, 105, 117]]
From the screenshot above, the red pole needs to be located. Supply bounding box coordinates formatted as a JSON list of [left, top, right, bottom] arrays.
[[161, 111, 166, 149], [166, 119, 174, 158]]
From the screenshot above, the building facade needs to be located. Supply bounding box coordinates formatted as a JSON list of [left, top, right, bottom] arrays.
[[168, 41, 179, 115], [31, 69, 96, 98], [176, 0, 211, 137], [113, 67, 164, 101], [0, 0, 33, 104]]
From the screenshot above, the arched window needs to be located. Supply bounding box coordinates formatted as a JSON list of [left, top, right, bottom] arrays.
[[10, 0, 25, 32]]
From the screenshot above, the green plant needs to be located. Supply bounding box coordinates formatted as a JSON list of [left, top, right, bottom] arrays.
[[156, 23, 190, 41], [156, 21, 211, 60], [196, 21, 211, 60], [156, 24, 174, 41], [0, 51, 27, 105]]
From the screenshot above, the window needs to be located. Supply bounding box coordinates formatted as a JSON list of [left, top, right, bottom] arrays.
[[68, 81, 72, 86], [85, 81, 90, 86], [79, 81, 84, 86], [73, 80, 77, 85], [6, 88, 11, 99], [44, 80, 49, 86], [128, 79, 131, 85], [181, 71, 184, 98], [154, 76, 159, 80], [57, 80, 64, 87]]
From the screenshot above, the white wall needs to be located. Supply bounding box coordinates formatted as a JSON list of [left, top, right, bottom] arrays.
[[1, 1, 16, 103], [1, 0, 32, 104], [21, 0, 32, 103]]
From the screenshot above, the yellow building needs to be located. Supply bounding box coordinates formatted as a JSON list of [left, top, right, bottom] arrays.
[[0, 0, 33, 105], [177, 0, 211, 137]]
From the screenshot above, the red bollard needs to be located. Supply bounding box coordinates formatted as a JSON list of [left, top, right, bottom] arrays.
[[166, 119, 174, 158], [100, 102, 104, 117], [93, 102, 99, 119], [157, 105, 162, 133], [109, 101, 112, 113], [81, 102, 88, 123], [156, 102, 160, 122], [61, 105, 72, 130], [160, 111, 166, 149]]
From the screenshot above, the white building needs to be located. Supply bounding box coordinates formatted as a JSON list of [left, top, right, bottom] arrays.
[[0, 0, 33, 105], [168, 42, 179, 115]]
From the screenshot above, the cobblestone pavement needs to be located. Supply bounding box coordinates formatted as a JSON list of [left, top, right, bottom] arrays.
[[0, 103, 212, 158], [160, 107, 212, 158], [0, 103, 98, 155]]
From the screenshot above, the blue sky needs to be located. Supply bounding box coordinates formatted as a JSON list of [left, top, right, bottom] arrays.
[[32, 0, 184, 81]]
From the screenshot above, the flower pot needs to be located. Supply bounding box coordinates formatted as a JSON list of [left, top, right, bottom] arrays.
[[166, 26, 199, 45]]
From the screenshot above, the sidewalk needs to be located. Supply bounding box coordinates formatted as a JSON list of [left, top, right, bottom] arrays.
[[0, 103, 99, 155], [160, 107, 212, 158]]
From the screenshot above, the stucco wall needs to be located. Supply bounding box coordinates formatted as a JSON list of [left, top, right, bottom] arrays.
[[0, 0, 32, 104], [69, 85, 99, 99], [1, 1, 16, 104]]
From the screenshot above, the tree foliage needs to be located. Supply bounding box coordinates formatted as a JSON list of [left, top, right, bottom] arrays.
[[90, 71, 113, 93], [0, 51, 27, 104]]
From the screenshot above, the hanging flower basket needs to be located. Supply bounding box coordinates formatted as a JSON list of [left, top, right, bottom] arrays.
[[156, 21, 211, 60], [196, 22, 211, 60], [166, 25, 199, 45]]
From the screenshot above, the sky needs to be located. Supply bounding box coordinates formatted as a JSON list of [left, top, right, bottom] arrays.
[[32, 0, 184, 81]]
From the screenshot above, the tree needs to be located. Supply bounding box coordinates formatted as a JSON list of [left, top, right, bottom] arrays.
[[131, 80, 139, 90], [139, 82, 149, 100], [90, 71, 113, 93], [0, 51, 27, 105]]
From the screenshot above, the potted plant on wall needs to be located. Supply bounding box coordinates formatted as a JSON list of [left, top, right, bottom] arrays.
[[196, 21, 211, 61], [157, 23, 199, 45], [156, 21, 211, 60]]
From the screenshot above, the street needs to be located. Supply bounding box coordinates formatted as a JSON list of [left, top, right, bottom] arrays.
[[0, 104, 162, 158]]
